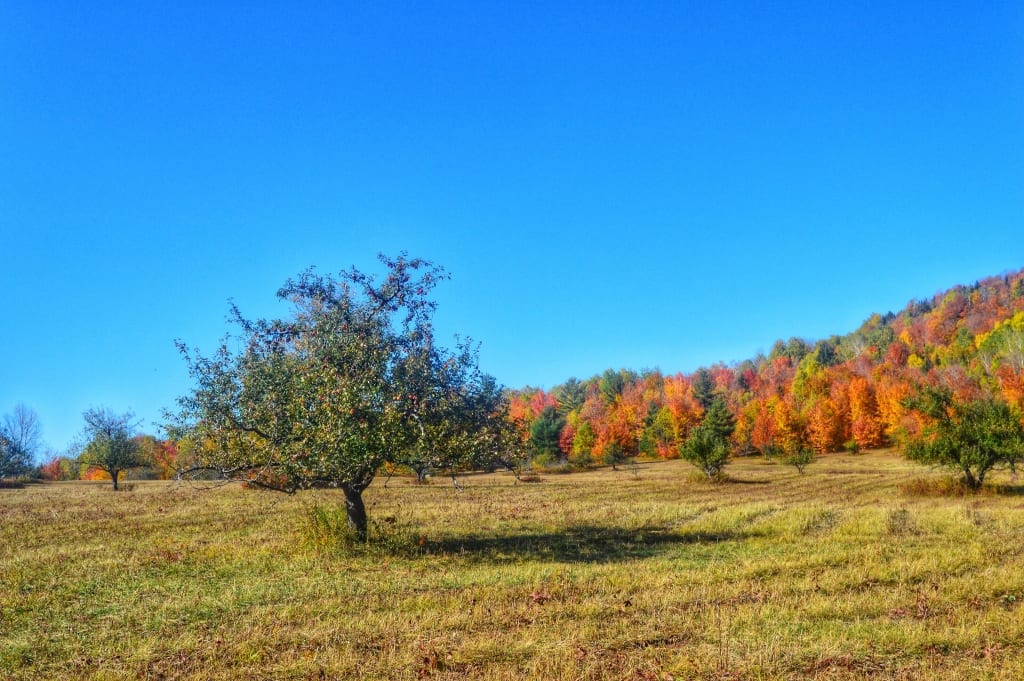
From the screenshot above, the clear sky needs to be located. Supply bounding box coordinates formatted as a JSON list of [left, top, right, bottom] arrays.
[[1, 2, 1022, 455]]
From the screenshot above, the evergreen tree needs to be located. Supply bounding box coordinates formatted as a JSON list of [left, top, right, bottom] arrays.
[[680, 395, 735, 480], [530, 406, 566, 463], [692, 368, 715, 410]]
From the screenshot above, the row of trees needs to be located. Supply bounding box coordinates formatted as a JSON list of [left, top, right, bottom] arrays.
[[3, 406, 159, 488]]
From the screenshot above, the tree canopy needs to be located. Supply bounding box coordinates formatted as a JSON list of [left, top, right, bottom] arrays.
[[172, 254, 508, 539]]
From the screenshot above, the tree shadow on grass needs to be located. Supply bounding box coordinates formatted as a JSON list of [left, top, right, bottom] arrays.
[[898, 477, 1024, 497], [985, 483, 1024, 496], [424, 524, 759, 564]]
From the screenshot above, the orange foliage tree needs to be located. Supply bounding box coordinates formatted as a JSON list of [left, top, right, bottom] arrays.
[[848, 377, 885, 448]]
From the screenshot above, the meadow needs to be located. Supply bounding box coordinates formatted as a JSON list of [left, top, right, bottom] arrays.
[[3, 452, 1024, 680]]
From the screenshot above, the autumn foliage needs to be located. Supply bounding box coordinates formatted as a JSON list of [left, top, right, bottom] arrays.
[[509, 268, 1024, 462], [36, 268, 1024, 481]]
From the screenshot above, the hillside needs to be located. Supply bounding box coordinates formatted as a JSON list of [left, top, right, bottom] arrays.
[[510, 267, 1024, 461]]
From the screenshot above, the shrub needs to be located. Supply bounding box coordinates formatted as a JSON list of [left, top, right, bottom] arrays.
[[601, 442, 627, 470], [530, 451, 558, 468], [302, 503, 423, 556], [680, 427, 729, 481], [886, 507, 919, 536], [569, 449, 593, 469], [782, 447, 815, 474]]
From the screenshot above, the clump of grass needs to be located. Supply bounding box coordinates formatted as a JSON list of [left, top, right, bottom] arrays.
[[799, 508, 840, 535], [101, 483, 136, 492], [301, 503, 424, 556], [963, 505, 992, 528], [886, 507, 920, 536]]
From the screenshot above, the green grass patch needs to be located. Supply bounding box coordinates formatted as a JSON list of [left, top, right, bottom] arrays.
[[3, 452, 1024, 679]]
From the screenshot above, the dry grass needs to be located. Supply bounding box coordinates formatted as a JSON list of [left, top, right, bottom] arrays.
[[3, 452, 1024, 679]]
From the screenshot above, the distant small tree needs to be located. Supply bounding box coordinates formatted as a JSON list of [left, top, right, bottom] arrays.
[[904, 387, 1024, 491], [782, 446, 815, 474], [754, 442, 778, 462], [38, 454, 73, 481], [1, 404, 41, 479], [38, 452, 81, 481], [77, 408, 149, 490]]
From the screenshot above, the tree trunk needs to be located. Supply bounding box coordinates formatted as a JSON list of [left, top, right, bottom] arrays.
[[111, 469, 120, 491], [342, 483, 368, 542], [963, 467, 979, 491]]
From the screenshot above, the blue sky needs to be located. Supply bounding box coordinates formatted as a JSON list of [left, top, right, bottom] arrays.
[[2, 2, 1022, 454]]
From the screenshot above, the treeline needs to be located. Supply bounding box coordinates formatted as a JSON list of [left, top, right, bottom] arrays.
[[507, 269, 1024, 466], [16, 266, 1024, 489]]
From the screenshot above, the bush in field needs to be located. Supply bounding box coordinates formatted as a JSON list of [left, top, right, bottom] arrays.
[[569, 448, 593, 469]]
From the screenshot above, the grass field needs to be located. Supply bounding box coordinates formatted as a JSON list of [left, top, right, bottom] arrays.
[[3, 451, 1024, 680]]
